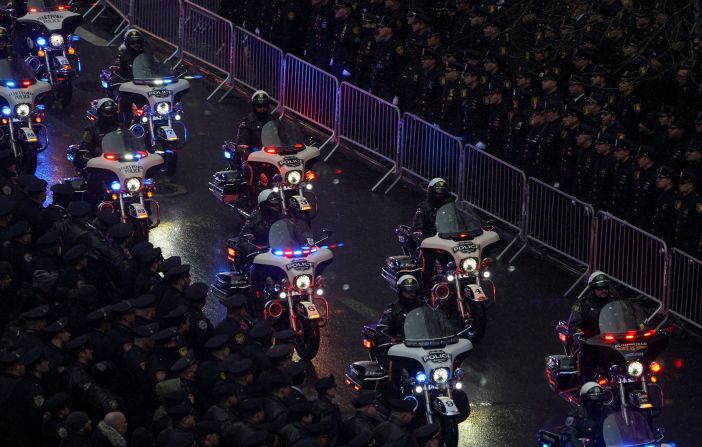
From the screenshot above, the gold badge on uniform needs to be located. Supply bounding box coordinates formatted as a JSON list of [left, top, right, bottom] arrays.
[[235, 333, 246, 345], [179, 347, 189, 357], [639, 66, 647, 75], [635, 171, 640, 180], [696, 203, 702, 213], [634, 103, 641, 112], [675, 200, 682, 209], [488, 4, 496, 13], [500, 46, 507, 55], [395, 46, 404, 55], [461, 89, 468, 97]]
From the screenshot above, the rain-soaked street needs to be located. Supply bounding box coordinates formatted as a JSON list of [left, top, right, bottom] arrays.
[[33, 19, 702, 446]]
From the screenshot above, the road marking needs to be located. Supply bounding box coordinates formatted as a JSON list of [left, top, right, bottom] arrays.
[[335, 294, 377, 320], [76, 26, 109, 47]]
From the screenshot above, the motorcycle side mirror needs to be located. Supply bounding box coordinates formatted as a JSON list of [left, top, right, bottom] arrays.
[[412, 230, 424, 240], [129, 124, 146, 139], [322, 229, 333, 237], [183, 74, 203, 80], [272, 173, 283, 184], [481, 257, 493, 269], [280, 278, 289, 289]]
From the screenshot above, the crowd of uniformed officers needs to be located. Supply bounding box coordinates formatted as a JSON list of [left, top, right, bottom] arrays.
[[0, 172, 444, 446], [218, 0, 702, 258]]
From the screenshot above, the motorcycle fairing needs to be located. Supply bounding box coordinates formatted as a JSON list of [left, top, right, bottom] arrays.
[[602, 410, 657, 446], [247, 145, 321, 174], [253, 248, 333, 284], [0, 82, 52, 108], [420, 230, 499, 265], [119, 80, 190, 109], [387, 339, 472, 377], [18, 10, 81, 33], [86, 152, 164, 185]]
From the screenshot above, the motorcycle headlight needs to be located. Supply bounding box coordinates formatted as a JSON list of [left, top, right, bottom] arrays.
[[286, 170, 302, 185], [14, 104, 31, 118], [431, 368, 450, 384], [627, 361, 644, 378], [50, 33, 65, 48], [460, 257, 478, 272], [125, 178, 142, 193], [294, 274, 312, 290], [155, 102, 171, 115]]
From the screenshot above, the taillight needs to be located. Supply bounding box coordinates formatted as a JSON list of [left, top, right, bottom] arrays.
[[263, 146, 277, 154], [363, 339, 374, 349], [294, 143, 303, 149], [603, 334, 616, 342], [624, 331, 637, 341], [643, 330, 655, 337], [481, 257, 493, 269], [227, 247, 236, 261], [104, 153, 117, 160], [305, 171, 316, 181], [558, 333, 568, 342], [29, 8, 38, 12], [650, 361, 662, 373], [137, 151, 149, 158], [597, 378, 608, 386], [22, 80, 31, 87]]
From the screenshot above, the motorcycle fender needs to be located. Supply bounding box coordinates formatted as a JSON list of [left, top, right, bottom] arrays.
[[54, 55, 70, 66], [297, 301, 320, 320], [129, 202, 149, 219], [157, 126, 179, 142], [465, 284, 488, 302], [18, 127, 38, 143], [433, 396, 460, 416]]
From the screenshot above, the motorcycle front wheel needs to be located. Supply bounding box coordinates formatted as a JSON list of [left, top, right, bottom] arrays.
[[132, 218, 150, 243], [464, 300, 486, 341], [438, 415, 460, 447], [57, 80, 73, 108], [295, 318, 320, 360], [16, 142, 38, 175]]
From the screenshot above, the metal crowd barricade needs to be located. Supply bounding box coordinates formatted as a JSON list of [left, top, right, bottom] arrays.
[[458, 144, 526, 260], [591, 212, 668, 310], [398, 113, 463, 197], [667, 248, 702, 330], [510, 178, 594, 294], [188, 0, 221, 13], [231, 26, 284, 104], [182, 1, 233, 101], [282, 54, 338, 150], [330, 82, 401, 191], [133, 0, 180, 58]]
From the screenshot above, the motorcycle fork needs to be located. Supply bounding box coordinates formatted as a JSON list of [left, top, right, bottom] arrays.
[[287, 292, 298, 332], [454, 275, 470, 320], [7, 121, 17, 159], [44, 51, 54, 85], [423, 387, 434, 424], [118, 194, 127, 222], [148, 116, 156, 146]]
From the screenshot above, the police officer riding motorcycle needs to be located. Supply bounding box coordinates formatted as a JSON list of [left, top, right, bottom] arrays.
[[74, 98, 120, 170], [561, 382, 607, 447], [377, 275, 422, 339], [113, 29, 144, 81]]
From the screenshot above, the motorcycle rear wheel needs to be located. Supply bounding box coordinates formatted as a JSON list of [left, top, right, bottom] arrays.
[[295, 318, 320, 360], [438, 415, 460, 447]]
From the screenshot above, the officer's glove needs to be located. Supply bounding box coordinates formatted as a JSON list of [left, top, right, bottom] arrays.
[[392, 96, 399, 106], [476, 141, 486, 150]]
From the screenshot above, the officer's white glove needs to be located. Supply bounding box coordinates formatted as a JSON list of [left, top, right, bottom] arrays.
[[392, 96, 399, 106], [342, 69, 351, 77], [255, 28, 261, 36], [329, 57, 334, 66], [476, 141, 486, 150]]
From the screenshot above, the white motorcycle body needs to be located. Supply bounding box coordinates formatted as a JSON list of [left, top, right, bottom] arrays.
[[247, 144, 321, 177], [419, 230, 499, 266], [18, 10, 80, 33], [86, 153, 164, 186]]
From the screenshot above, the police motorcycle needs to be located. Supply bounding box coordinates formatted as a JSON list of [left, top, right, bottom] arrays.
[[99, 53, 194, 177], [15, 0, 81, 108], [542, 300, 670, 446], [346, 305, 472, 447], [0, 56, 50, 174], [65, 129, 163, 242], [382, 202, 498, 340], [212, 218, 334, 360], [209, 117, 320, 219]]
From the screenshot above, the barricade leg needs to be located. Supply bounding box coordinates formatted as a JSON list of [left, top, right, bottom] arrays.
[[113, 18, 127, 34], [322, 142, 340, 163], [84, 0, 105, 19], [383, 172, 403, 194], [89, 4, 108, 23], [206, 74, 233, 102]]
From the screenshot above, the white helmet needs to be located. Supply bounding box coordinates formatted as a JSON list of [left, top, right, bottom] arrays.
[[580, 381, 604, 401], [251, 90, 271, 106], [427, 177, 449, 196], [257, 189, 281, 205], [396, 274, 419, 290], [587, 270, 609, 288]]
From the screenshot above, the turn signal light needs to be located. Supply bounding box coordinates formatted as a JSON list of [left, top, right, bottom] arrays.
[[63, 64, 71, 71], [35, 117, 41, 123], [603, 334, 616, 342], [643, 330, 655, 337], [363, 339, 374, 349], [227, 247, 236, 260], [37, 50, 45, 57], [104, 153, 117, 160], [263, 146, 277, 154], [68, 47, 75, 55], [111, 194, 118, 200], [597, 378, 608, 386], [650, 361, 662, 373], [146, 191, 153, 198], [558, 333, 568, 342], [1, 118, 7, 125], [650, 376, 658, 383], [305, 171, 316, 181], [294, 144, 303, 149], [22, 80, 31, 87]]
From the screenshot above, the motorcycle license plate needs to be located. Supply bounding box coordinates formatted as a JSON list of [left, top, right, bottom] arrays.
[[159, 126, 178, 141], [434, 396, 460, 416], [294, 195, 312, 211], [20, 128, 38, 143], [55, 56, 70, 66], [130, 203, 149, 219], [300, 301, 320, 319]]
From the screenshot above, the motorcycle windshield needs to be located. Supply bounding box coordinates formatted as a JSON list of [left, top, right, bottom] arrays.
[[404, 307, 459, 341], [268, 218, 314, 249], [131, 54, 174, 81], [598, 300, 646, 334], [101, 130, 147, 154], [602, 411, 657, 446], [0, 58, 37, 84], [261, 119, 304, 149], [434, 203, 483, 236]]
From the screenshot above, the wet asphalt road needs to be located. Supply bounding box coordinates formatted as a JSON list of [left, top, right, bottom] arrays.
[[33, 15, 702, 446]]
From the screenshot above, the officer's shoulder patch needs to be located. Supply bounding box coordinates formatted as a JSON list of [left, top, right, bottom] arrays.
[[179, 346, 189, 357], [395, 46, 404, 55], [634, 171, 640, 180], [565, 416, 575, 427], [235, 332, 246, 345], [696, 203, 702, 213], [198, 319, 208, 331], [572, 303, 581, 312], [461, 89, 468, 98], [675, 200, 682, 209]]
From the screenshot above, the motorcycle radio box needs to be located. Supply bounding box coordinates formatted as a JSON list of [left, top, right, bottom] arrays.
[[545, 354, 578, 392], [346, 360, 388, 391], [209, 170, 245, 203]]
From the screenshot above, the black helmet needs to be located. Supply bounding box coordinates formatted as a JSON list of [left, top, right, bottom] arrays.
[[96, 98, 118, 120], [588, 271, 609, 289], [427, 177, 449, 199], [251, 90, 272, 108], [124, 29, 144, 49], [396, 274, 420, 305]]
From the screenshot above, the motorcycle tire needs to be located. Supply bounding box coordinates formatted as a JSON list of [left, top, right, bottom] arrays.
[[58, 81, 73, 109], [465, 300, 487, 341], [17, 142, 38, 175], [132, 218, 150, 243], [162, 149, 178, 178], [438, 416, 460, 447], [295, 318, 320, 360]]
